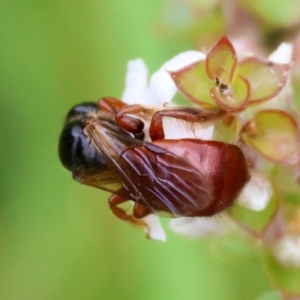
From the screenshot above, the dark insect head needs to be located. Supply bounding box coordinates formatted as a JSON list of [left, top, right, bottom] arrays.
[[58, 102, 107, 172]]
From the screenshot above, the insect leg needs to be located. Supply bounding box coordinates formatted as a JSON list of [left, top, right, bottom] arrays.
[[115, 104, 146, 135], [108, 194, 151, 230], [97, 97, 127, 113], [108, 193, 136, 222], [133, 203, 152, 219]]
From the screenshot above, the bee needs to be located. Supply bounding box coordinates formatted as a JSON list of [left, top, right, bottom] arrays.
[[58, 97, 250, 225]]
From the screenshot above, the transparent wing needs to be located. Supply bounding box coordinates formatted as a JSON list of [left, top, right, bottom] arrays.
[[84, 118, 214, 217], [73, 166, 124, 195]]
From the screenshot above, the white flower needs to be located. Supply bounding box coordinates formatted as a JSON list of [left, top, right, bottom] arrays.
[[237, 44, 293, 213], [122, 51, 215, 143], [143, 214, 166, 241], [245, 42, 293, 119], [122, 51, 205, 106], [273, 234, 300, 267], [268, 43, 292, 64], [168, 214, 233, 239], [238, 170, 272, 211], [122, 51, 215, 241]]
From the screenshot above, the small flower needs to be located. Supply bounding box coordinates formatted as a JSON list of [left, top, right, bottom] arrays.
[[168, 214, 233, 239], [171, 36, 290, 112], [122, 51, 205, 106], [121, 51, 209, 241], [238, 170, 272, 212], [229, 169, 279, 237], [143, 214, 166, 241], [273, 234, 300, 267], [120, 37, 299, 243], [170, 38, 300, 166]]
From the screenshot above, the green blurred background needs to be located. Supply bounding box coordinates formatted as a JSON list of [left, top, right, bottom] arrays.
[[0, 1, 271, 299]]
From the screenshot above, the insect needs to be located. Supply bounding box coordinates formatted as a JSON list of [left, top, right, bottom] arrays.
[[58, 97, 250, 226]]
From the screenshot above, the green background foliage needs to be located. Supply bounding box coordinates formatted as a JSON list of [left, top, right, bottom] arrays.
[[0, 1, 271, 299]]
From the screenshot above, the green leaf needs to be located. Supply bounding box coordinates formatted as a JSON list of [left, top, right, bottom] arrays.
[[237, 57, 289, 104], [242, 110, 300, 164]]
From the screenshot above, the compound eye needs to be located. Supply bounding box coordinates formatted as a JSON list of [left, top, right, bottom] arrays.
[[65, 102, 99, 122], [58, 120, 106, 172]]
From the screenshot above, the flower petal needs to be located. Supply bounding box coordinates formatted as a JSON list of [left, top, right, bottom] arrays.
[[122, 59, 153, 105], [149, 51, 206, 105], [142, 214, 166, 241], [274, 234, 300, 267], [269, 43, 293, 64], [168, 215, 230, 238], [237, 57, 289, 104], [206, 36, 237, 83], [238, 170, 273, 211], [242, 109, 300, 164], [230, 178, 278, 237], [171, 60, 216, 108]]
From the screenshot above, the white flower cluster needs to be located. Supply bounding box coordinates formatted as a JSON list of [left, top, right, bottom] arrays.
[[121, 42, 294, 251]]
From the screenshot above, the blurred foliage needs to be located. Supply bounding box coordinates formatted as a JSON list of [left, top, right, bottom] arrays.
[[238, 0, 300, 27], [0, 0, 296, 299], [157, 0, 300, 51]]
